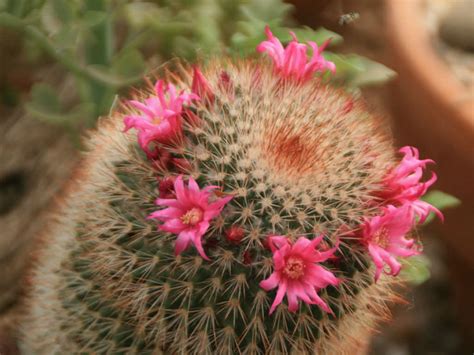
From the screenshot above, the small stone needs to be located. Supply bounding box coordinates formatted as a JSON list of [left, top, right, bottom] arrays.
[[439, 0, 474, 52]]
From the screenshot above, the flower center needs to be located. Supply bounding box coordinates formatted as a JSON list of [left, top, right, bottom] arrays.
[[181, 207, 203, 226], [283, 257, 305, 279], [152, 116, 162, 125], [373, 228, 390, 249]]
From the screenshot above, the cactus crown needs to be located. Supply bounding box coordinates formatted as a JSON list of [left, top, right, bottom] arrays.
[[22, 29, 439, 354]]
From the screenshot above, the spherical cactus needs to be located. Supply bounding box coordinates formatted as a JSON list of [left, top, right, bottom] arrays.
[[21, 27, 440, 354]]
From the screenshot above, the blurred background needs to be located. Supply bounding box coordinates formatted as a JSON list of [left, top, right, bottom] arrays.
[[0, 0, 472, 354]]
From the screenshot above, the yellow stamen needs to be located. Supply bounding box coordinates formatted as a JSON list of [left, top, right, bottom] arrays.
[[373, 228, 389, 249], [181, 208, 203, 225], [284, 257, 305, 279]]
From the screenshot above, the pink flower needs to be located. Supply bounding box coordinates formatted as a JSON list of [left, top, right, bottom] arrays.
[[361, 205, 420, 282], [381, 146, 443, 223], [148, 175, 232, 260], [124, 80, 199, 155], [218, 71, 234, 97], [257, 26, 336, 82], [192, 66, 214, 103], [260, 235, 339, 315]]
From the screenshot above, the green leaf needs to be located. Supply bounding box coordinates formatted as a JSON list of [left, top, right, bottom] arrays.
[[112, 49, 146, 79], [422, 190, 461, 224], [239, 0, 293, 24], [51, 0, 74, 24], [5, 0, 32, 18], [124, 2, 162, 28], [26, 95, 94, 127], [28, 83, 61, 114], [40, 0, 75, 33], [53, 27, 78, 50], [284, 27, 343, 46], [81, 10, 107, 28], [323, 53, 362, 82], [422, 190, 461, 210], [40, 1, 62, 34], [324, 53, 396, 87], [25, 83, 97, 128], [85, 65, 143, 87], [400, 255, 431, 286], [350, 57, 397, 87]]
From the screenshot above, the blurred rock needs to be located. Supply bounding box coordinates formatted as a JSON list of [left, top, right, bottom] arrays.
[[439, 0, 474, 52]]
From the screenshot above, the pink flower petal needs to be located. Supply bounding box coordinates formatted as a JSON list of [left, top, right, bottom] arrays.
[[187, 176, 200, 193], [173, 175, 188, 203], [368, 244, 385, 282], [193, 227, 210, 261], [175, 231, 193, 256], [260, 273, 280, 291], [286, 287, 299, 313], [306, 287, 332, 314], [269, 281, 287, 315], [148, 207, 182, 220]]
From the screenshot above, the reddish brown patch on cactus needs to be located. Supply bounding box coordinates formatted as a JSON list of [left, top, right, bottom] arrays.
[[262, 125, 325, 177]]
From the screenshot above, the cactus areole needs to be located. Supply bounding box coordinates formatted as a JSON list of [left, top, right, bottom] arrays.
[[22, 27, 441, 354]]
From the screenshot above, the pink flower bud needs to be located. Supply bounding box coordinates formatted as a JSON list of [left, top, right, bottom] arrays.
[[243, 250, 252, 265], [171, 158, 192, 173], [225, 226, 245, 245], [192, 66, 214, 104], [158, 176, 176, 199]]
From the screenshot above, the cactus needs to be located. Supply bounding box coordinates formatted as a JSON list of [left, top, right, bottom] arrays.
[[21, 29, 439, 354]]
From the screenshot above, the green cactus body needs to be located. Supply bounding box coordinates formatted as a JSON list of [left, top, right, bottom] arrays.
[[22, 60, 399, 354]]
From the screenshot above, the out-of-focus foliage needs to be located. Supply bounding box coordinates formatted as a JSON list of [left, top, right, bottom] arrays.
[[0, 0, 395, 137], [422, 190, 461, 225], [400, 254, 431, 286], [401, 190, 460, 286], [325, 53, 396, 87]]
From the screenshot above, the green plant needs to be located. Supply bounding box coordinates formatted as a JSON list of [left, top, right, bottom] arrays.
[[0, 0, 394, 138]]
